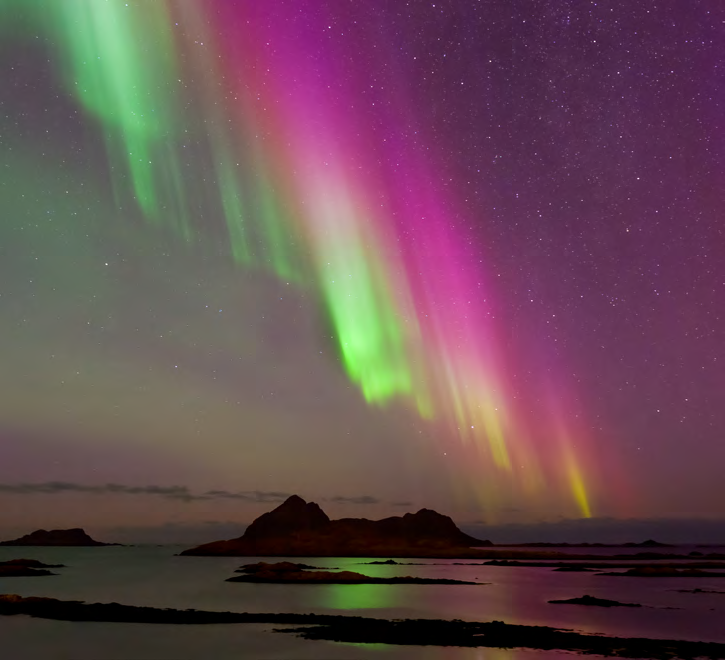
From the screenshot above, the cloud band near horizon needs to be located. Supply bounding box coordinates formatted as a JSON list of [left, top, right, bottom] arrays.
[[0, 482, 389, 505]]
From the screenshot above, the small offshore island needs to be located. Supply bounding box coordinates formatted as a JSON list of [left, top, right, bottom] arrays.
[[180, 495, 492, 557], [227, 561, 483, 585], [0, 559, 63, 577], [0, 528, 115, 547]]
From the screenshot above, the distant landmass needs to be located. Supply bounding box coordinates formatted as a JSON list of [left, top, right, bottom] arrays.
[[0, 558, 60, 577], [0, 528, 114, 547], [180, 495, 492, 557], [501, 539, 674, 548]]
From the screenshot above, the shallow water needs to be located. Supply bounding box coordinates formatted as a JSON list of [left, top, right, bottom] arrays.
[[1, 545, 724, 659]]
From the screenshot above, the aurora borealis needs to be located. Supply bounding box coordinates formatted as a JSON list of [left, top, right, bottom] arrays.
[[1, 1, 723, 541]]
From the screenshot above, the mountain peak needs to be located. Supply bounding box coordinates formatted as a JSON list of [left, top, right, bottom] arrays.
[[242, 495, 330, 540], [279, 494, 308, 508]]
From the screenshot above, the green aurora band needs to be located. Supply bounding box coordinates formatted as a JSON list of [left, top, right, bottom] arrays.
[[0, 0, 599, 516]]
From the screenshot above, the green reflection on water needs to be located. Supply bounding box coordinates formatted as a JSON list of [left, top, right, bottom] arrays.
[[336, 642, 393, 651], [320, 583, 401, 610], [315, 562, 405, 611]]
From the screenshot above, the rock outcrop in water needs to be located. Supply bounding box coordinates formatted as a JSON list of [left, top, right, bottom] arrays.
[[509, 539, 674, 548], [598, 567, 725, 578], [226, 561, 482, 584], [2, 594, 725, 658], [0, 528, 112, 547], [180, 495, 491, 557], [0, 558, 63, 577], [0, 561, 58, 577], [0, 559, 64, 569], [549, 594, 642, 607]]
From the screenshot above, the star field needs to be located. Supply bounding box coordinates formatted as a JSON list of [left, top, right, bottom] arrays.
[[0, 0, 723, 537]]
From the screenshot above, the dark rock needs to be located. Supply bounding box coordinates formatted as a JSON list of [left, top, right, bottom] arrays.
[[0, 559, 64, 568], [180, 495, 492, 557], [599, 567, 725, 578], [235, 561, 319, 573], [226, 562, 482, 585], [622, 539, 672, 548], [282, 616, 725, 657], [0, 566, 57, 577], [484, 559, 725, 570], [549, 594, 642, 607], [0, 528, 113, 547], [242, 495, 330, 541], [229, 568, 373, 583], [612, 552, 681, 560], [3, 594, 725, 657], [501, 540, 674, 548], [0, 557, 63, 576]]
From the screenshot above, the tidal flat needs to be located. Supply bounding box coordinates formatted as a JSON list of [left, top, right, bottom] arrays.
[[1, 544, 724, 659]]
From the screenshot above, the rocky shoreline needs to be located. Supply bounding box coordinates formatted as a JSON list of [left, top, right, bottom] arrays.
[[0, 559, 64, 577], [227, 561, 483, 585], [1, 594, 724, 658]]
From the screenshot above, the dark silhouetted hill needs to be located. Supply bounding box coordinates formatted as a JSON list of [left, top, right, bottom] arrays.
[[180, 495, 492, 557], [0, 528, 113, 546]]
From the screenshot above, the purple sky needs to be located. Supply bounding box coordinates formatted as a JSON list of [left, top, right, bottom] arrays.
[[0, 1, 723, 543]]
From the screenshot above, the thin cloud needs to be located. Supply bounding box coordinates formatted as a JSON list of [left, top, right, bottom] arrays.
[[0, 482, 290, 503], [201, 490, 292, 503], [0, 484, 408, 509], [327, 495, 380, 505]]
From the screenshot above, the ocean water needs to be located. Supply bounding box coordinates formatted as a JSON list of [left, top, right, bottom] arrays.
[[1, 545, 724, 659]]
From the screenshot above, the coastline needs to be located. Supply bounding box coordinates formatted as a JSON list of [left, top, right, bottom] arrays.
[[3, 594, 725, 658]]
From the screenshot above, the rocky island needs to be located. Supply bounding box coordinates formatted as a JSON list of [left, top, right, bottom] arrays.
[[549, 594, 642, 607], [505, 539, 674, 548], [0, 559, 62, 577], [598, 567, 725, 578], [181, 495, 492, 557], [0, 528, 114, 547], [226, 561, 482, 585]]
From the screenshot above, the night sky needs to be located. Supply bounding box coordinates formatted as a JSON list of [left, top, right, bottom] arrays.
[[1, 0, 723, 543]]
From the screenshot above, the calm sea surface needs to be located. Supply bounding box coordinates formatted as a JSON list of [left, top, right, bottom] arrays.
[[1, 545, 724, 659]]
